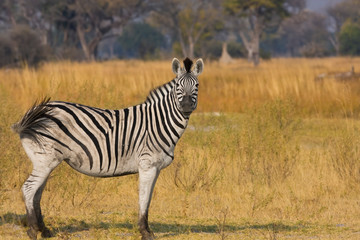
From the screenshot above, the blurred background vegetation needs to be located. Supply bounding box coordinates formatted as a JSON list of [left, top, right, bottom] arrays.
[[0, 0, 359, 67]]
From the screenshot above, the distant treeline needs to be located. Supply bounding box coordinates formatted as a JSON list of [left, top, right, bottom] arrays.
[[0, 0, 359, 67]]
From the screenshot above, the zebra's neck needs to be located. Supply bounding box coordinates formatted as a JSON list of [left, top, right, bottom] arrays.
[[145, 79, 176, 104], [143, 79, 188, 148]]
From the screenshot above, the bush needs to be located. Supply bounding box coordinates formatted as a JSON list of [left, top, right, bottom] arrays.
[[300, 42, 331, 57], [10, 25, 47, 67], [0, 36, 16, 68], [55, 46, 84, 61], [239, 99, 300, 186], [329, 127, 360, 185], [117, 22, 166, 59], [196, 40, 222, 60], [227, 41, 246, 58], [339, 21, 360, 56], [260, 49, 272, 60]]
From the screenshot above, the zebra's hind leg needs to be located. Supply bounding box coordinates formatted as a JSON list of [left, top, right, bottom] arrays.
[[22, 167, 55, 239], [21, 140, 61, 239]]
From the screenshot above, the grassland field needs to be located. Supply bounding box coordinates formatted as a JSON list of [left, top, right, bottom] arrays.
[[1, 58, 360, 239]]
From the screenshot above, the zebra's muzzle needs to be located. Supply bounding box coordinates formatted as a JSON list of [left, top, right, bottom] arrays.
[[180, 95, 195, 114]]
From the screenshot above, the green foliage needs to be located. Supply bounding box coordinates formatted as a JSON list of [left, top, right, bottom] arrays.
[[260, 48, 271, 60], [117, 23, 166, 59], [224, 0, 289, 19], [195, 40, 222, 60], [151, 0, 222, 58], [227, 42, 247, 57], [339, 21, 360, 56]]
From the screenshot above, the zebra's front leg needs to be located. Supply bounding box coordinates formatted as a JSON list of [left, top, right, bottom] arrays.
[[138, 163, 160, 240]]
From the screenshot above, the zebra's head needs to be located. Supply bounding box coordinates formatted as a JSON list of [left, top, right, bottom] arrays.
[[172, 57, 204, 118]]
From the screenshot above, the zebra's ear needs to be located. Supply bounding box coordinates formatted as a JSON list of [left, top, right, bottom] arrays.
[[193, 58, 204, 76], [172, 58, 181, 75]]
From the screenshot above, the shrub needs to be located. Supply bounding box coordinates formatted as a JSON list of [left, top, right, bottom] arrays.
[[300, 42, 331, 57], [339, 21, 360, 56], [260, 49, 272, 60], [239, 99, 300, 186], [0, 36, 16, 68], [196, 39, 222, 60], [329, 127, 360, 185], [117, 22, 166, 59], [10, 25, 47, 67], [227, 41, 246, 58]]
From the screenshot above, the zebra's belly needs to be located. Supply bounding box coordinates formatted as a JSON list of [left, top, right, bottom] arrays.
[[64, 154, 139, 178]]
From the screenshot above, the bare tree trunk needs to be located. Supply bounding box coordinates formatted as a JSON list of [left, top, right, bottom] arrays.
[[239, 29, 261, 66], [9, 15, 16, 27], [239, 31, 259, 66], [177, 27, 188, 58], [253, 51, 260, 66], [247, 48, 253, 62], [329, 35, 340, 56], [40, 30, 48, 45], [89, 36, 102, 61], [252, 34, 260, 66], [4, 5, 16, 26], [188, 36, 195, 59], [76, 25, 91, 61]]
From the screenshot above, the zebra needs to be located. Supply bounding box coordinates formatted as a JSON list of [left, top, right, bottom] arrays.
[[11, 57, 204, 240]]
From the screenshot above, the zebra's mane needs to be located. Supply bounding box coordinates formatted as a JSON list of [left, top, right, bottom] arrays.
[[145, 80, 175, 103], [183, 58, 193, 73]]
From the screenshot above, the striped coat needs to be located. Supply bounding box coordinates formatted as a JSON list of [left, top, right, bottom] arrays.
[[12, 58, 204, 240]]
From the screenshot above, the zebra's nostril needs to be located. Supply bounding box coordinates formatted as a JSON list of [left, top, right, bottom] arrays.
[[182, 95, 192, 103]]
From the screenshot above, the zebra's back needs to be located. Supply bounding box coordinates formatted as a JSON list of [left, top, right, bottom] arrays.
[[20, 100, 147, 177]]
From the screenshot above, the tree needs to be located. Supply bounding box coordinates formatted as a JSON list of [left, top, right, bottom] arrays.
[[0, 1, 51, 44], [117, 22, 166, 59], [0, 36, 16, 67], [339, 20, 360, 55], [150, 0, 222, 59], [0, 25, 47, 68], [10, 25, 48, 66], [327, 0, 360, 55], [278, 10, 331, 57], [18, 0, 51, 45], [41, 0, 152, 61], [224, 0, 300, 66], [0, 0, 18, 28]]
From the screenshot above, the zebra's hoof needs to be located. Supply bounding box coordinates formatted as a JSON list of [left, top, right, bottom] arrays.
[[26, 228, 38, 240], [141, 230, 155, 240], [41, 227, 53, 238]]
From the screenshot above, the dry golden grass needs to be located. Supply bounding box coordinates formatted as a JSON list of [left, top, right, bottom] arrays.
[[1, 58, 360, 239]]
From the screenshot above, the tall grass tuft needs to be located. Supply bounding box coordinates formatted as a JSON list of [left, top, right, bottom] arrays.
[[329, 125, 360, 185], [239, 99, 301, 187]]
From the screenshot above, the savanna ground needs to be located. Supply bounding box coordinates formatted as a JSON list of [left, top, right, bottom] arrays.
[[1, 58, 360, 239]]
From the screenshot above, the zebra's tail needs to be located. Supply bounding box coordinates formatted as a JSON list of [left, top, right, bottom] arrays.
[[12, 97, 52, 144]]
